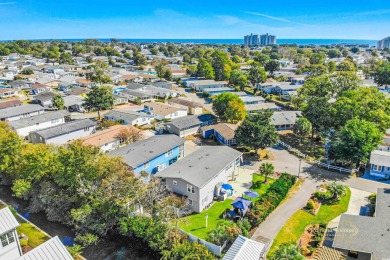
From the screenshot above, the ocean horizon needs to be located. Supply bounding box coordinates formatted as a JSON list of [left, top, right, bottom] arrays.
[[2, 38, 378, 46]]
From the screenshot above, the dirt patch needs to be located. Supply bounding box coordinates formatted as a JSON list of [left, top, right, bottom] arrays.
[[299, 223, 327, 257]]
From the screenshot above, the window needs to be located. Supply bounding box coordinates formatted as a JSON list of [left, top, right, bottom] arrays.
[[187, 184, 195, 194], [373, 165, 383, 171], [187, 199, 193, 206], [166, 149, 173, 157], [144, 163, 150, 169], [51, 119, 59, 124], [1, 231, 15, 247], [173, 180, 177, 185], [202, 196, 208, 205], [84, 127, 90, 132]]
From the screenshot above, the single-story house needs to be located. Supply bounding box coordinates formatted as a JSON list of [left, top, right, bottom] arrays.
[[120, 84, 178, 102], [76, 78, 93, 88], [164, 114, 216, 137], [333, 188, 390, 259], [274, 84, 302, 95], [144, 102, 188, 120], [271, 111, 302, 130], [29, 119, 97, 145], [30, 84, 51, 95], [9, 110, 70, 140], [152, 80, 174, 90], [66, 86, 91, 97], [369, 150, 390, 178], [7, 80, 31, 90], [157, 146, 243, 213], [223, 235, 268, 260], [187, 80, 228, 92], [32, 91, 56, 107], [0, 88, 18, 99], [58, 81, 80, 92], [201, 123, 238, 146], [80, 125, 130, 152], [168, 98, 203, 115], [291, 76, 305, 85], [63, 95, 85, 112], [202, 87, 235, 96], [109, 134, 185, 175], [0, 104, 45, 122], [240, 96, 265, 105], [113, 95, 128, 105], [0, 100, 23, 110], [104, 109, 154, 126], [245, 103, 280, 114]]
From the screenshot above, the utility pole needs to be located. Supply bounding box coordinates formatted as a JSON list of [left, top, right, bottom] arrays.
[[298, 159, 302, 178]]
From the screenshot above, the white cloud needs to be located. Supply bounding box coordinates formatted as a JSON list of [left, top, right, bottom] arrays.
[[246, 11, 312, 27]]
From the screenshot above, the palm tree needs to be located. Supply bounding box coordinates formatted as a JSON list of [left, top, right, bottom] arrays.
[[259, 162, 274, 183], [327, 182, 346, 201], [270, 242, 305, 260]]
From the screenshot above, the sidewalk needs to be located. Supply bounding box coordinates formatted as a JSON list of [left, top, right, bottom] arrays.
[[251, 178, 318, 242]]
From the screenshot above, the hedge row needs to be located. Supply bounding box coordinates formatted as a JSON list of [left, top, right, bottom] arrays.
[[247, 173, 297, 227]]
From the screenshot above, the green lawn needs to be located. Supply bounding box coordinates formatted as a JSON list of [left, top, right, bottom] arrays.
[[248, 175, 276, 200], [17, 221, 50, 248], [268, 187, 351, 256], [178, 199, 233, 240]]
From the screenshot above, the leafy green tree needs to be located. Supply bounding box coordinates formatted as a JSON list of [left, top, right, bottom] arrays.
[[0, 122, 22, 176], [21, 69, 34, 75], [83, 86, 114, 119], [270, 242, 305, 260], [211, 51, 232, 81], [308, 64, 328, 76], [350, 47, 359, 54], [163, 69, 173, 81], [86, 61, 111, 84], [52, 94, 65, 110], [337, 59, 356, 71], [327, 182, 346, 201], [327, 49, 341, 58], [253, 53, 270, 66], [212, 92, 246, 123], [331, 119, 382, 167], [265, 60, 280, 75], [59, 52, 74, 64], [327, 61, 337, 73], [373, 63, 390, 86], [196, 58, 214, 79], [230, 70, 248, 90], [310, 52, 327, 64], [293, 117, 312, 141], [332, 87, 390, 131], [303, 97, 334, 138], [259, 162, 274, 183], [248, 62, 267, 87], [235, 110, 279, 153]]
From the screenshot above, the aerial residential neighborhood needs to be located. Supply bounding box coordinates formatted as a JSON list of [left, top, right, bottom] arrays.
[[0, 1, 389, 260]]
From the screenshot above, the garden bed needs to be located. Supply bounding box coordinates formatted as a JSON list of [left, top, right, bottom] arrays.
[[299, 223, 327, 257], [303, 197, 321, 215]]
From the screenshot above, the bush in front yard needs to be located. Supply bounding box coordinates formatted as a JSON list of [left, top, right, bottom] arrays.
[[247, 173, 296, 228], [306, 200, 315, 210]]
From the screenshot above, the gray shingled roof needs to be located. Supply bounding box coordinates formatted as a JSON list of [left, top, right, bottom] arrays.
[[0, 104, 44, 119], [104, 109, 152, 122], [271, 111, 302, 125], [0, 207, 20, 235], [157, 146, 242, 188], [109, 134, 185, 168], [9, 110, 70, 129], [17, 236, 73, 260], [32, 119, 96, 139], [164, 114, 216, 130], [333, 188, 390, 260]]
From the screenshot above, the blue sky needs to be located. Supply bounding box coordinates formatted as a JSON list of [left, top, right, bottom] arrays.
[[1, 0, 389, 40]]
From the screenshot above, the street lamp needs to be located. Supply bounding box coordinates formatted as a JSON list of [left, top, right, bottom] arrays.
[[298, 159, 302, 178], [205, 213, 208, 228]]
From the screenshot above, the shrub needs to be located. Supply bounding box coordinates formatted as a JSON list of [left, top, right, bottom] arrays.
[[306, 200, 315, 210], [20, 239, 28, 247], [314, 191, 326, 200]]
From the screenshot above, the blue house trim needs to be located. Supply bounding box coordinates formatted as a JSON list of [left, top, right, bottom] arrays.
[[133, 144, 184, 174]]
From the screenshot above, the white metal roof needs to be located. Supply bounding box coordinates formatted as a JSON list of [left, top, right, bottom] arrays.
[[222, 235, 265, 260], [0, 207, 20, 235], [17, 236, 73, 260], [370, 150, 390, 167]]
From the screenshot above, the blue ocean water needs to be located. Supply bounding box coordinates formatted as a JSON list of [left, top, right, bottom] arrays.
[[52, 38, 377, 46]]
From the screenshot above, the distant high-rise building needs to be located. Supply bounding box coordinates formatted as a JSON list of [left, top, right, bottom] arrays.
[[377, 37, 390, 49], [244, 33, 276, 46]]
